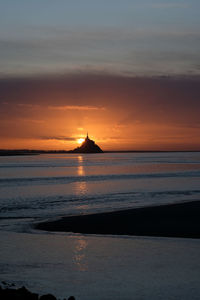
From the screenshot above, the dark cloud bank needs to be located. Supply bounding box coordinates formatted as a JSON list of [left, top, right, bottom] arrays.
[[0, 73, 200, 126]]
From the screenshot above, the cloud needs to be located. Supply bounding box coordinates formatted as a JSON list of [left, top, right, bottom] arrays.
[[17, 103, 40, 109], [18, 118, 45, 124], [48, 105, 105, 111], [41, 136, 76, 141], [1, 73, 200, 129], [0, 72, 200, 150], [1, 23, 200, 77]]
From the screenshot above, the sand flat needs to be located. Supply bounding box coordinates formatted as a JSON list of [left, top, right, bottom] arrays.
[[36, 200, 200, 238]]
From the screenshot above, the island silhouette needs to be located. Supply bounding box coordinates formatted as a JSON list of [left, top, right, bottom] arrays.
[[69, 133, 103, 153]]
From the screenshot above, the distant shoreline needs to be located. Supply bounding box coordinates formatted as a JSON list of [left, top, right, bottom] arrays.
[[36, 200, 200, 239], [1, 149, 200, 156]]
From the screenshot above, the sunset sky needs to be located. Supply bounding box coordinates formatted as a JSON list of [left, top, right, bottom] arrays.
[[0, 0, 200, 150]]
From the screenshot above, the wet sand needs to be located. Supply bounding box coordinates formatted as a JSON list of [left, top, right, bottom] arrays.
[[36, 201, 200, 238]]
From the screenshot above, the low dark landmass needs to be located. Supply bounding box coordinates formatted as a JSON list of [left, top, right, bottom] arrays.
[[0, 284, 75, 300], [1, 149, 200, 156], [0, 149, 73, 156], [36, 201, 200, 239], [0, 150, 40, 156]]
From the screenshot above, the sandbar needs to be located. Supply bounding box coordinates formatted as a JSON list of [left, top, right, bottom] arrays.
[[36, 201, 200, 238]]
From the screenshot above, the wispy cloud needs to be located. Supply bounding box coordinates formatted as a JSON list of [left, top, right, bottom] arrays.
[[48, 105, 105, 111], [41, 136, 76, 141], [18, 117, 45, 124], [17, 103, 40, 109]]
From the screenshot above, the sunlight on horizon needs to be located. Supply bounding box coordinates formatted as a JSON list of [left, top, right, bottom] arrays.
[[77, 138, 85, 144]]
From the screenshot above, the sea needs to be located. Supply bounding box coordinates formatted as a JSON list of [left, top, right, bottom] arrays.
[[1, 152, 200, 300]]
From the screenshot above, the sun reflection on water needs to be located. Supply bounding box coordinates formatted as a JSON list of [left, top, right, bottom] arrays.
[[78, 155, 83, 162], [73, 237, 88, 271], [77, 156, 85, 176], [76, 181, 87, 195], [76, 155, 87, 196], [78, 165, 85, 176]]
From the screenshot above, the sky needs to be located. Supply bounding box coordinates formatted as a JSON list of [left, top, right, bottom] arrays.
[[0, 0, 200, 150]]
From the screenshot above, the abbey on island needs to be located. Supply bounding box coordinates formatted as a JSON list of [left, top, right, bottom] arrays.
[[70, 133, 103, 153]]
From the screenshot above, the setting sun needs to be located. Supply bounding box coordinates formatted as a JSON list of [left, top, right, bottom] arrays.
[[77, 138, 85, 144]]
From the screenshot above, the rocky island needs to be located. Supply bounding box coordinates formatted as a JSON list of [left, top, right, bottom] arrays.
[[69, 133, 103, 153]]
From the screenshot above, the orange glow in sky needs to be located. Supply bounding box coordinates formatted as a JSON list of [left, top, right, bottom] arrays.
[[0, 1, 200, 151], [0, 75, 200, 151]]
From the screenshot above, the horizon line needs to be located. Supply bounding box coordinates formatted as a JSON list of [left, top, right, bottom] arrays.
[[0, 149, 200, 154]]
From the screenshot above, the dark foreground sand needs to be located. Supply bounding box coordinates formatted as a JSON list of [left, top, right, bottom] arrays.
[[36, 201, 200, 239]]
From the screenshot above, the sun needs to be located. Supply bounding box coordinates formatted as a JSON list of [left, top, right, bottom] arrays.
[[77, 138, 85, 144]]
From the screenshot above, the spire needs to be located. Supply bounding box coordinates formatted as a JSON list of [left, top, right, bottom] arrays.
[[86, 132, 89, 140]]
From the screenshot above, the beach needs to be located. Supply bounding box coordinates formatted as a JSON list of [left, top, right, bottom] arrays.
[[1, 153, 200, 299], [36, 200, 200, 239]]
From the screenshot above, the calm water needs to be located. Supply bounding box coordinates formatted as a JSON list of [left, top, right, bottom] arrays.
[[0, 152, 200, 231], [1, 152, 200, 300]]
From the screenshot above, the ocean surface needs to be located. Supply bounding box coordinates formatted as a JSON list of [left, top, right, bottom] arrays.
[[1, 152, 200, 299], [1, 152, 200, 231]]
